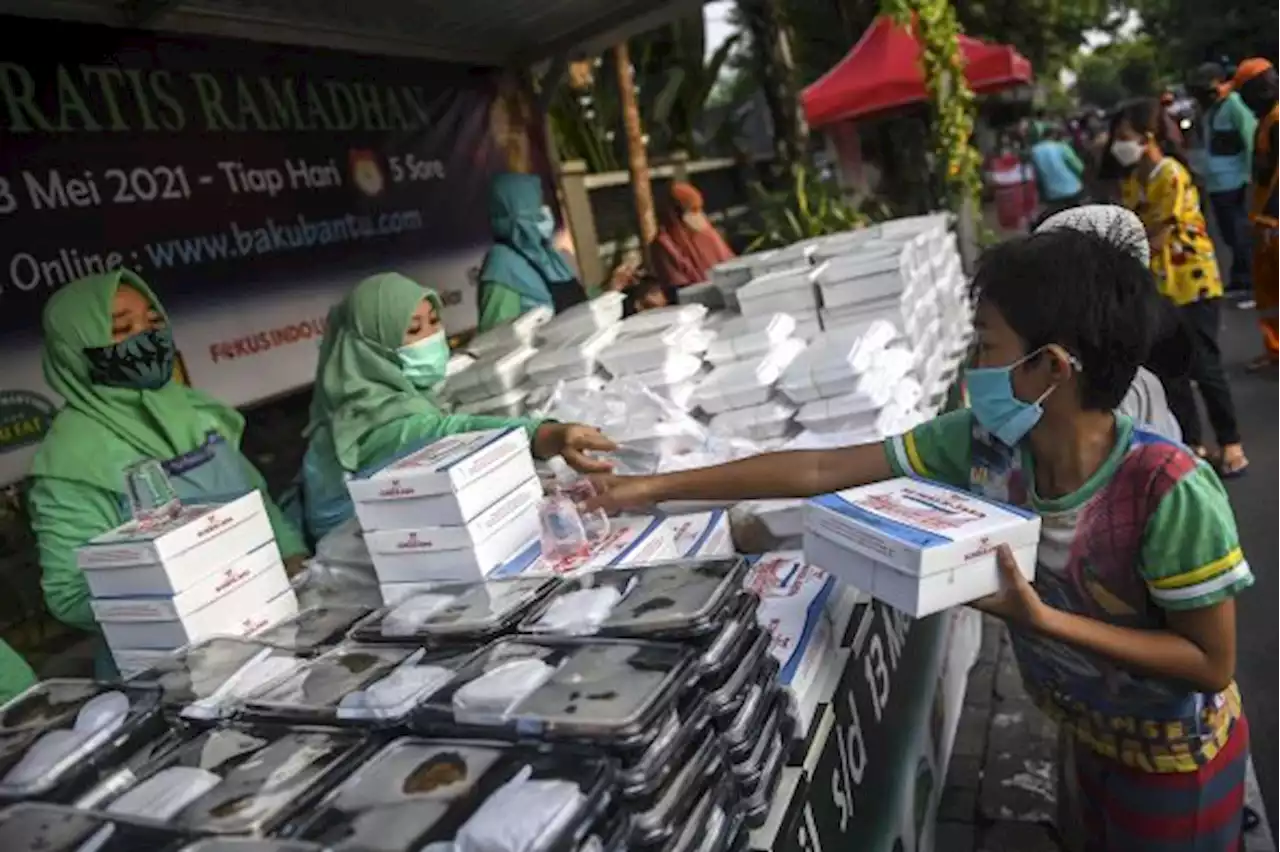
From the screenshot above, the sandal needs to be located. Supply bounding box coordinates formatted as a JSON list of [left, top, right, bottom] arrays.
[[1217, 445, 1250, 479]]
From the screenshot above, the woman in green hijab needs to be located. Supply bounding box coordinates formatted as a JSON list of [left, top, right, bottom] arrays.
[[302, 272, 614, 541], [27, 270, 308, 671]]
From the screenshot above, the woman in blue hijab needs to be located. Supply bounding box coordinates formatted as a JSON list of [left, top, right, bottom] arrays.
[[476, 173, 586, 332]]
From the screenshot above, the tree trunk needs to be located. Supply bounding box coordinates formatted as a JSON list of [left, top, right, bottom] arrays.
[[613, 42, 657, 259], [739, 0, 807, 172]]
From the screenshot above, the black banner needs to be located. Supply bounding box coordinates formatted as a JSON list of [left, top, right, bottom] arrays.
[[0, 15, 536, 335]]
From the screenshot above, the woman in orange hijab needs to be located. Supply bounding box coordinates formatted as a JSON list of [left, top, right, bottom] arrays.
[[651, 182, 736, 287]]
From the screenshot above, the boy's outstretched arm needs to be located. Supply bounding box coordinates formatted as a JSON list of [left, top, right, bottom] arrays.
[[584, 443, 894, 513]]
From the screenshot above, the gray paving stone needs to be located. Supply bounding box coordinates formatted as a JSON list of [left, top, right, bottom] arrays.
[[937, 784, 979, 823], [965, 661, 996, 709], [978, 822, 1060, 852], [935, 821, 978, 852], [945, 754, 984, 791], [952, 711, 990, 760]]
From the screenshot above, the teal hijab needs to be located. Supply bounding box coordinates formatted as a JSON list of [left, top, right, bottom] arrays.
[[479, 173, 577, 306], [306, 273, 444, 471]]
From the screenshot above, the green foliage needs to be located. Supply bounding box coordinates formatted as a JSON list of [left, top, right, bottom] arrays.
[[742, 165, 881, 250], [544, 14, 748, 171], [953, 0, 1114, 80], [1073, 36, 1167, 108], [1132, 0, 1278, 74]]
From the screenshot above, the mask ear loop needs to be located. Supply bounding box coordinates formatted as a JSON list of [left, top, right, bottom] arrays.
[[1031, 348, 1082, 406]]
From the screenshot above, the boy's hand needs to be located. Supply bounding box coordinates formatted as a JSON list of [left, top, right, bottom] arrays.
[[971, 545, 1046, 628], [581, 474, 660, 514]]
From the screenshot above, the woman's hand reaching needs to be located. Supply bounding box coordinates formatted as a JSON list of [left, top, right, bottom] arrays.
[[533, 423, 617, 473]]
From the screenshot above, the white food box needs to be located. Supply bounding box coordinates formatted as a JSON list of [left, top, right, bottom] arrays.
[[614, 304, 708, 337], [778, 321, 898, 404], [348, 428, 536, 530], [464, 306, 553, 358], [736, 263, 826, 318], [660, 510, 733, 559], [77, 492, 273, 599], [795, 390, 886, 434], [803, 477, 1040, 617], [491, 514, 678, 578], [692, 338, 807, 415], [445, 353, 476, 378], [364, 478, 542, 584], [743, 551, 838, 737], [112, 647, 176, 680], [455, 388, 528, 418], [705, 313, 796, 366], [525, 325, 620, 386], [598, 324, 708, 377], [100, 559, 296, 649], [819, 252, 910, 312], [631, 355, 706, 410], [676, 281, 725, 310], [709, 399, 796, 441], [537, 292, 625, 347], [90, 540, 282, 624], [443, 345, 538, 405], [611, 420, 708, 457]]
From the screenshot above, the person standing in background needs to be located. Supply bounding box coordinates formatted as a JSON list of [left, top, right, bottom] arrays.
[[1232, 58, 1279, 371], [1188, 62, 1258, 297], [1029, 125, 1087, 224], [1111, 98, 1249, 477], [650, 182, 736, 288]]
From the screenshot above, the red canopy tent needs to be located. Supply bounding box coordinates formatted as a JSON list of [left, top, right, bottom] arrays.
[[802, 16, 1033, 129]]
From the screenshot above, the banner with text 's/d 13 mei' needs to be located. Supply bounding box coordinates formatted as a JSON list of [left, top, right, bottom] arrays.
[[0, 15, 550, 482]]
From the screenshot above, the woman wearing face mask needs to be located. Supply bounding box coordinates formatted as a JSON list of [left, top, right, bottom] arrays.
[[475, 173, 588, 334], [1110, 98, 1248, 477], [651, 182, 736, 288], [1233, 58, 1279, 370], [27, 270, 309, 675], [300, 272, 616, 541]]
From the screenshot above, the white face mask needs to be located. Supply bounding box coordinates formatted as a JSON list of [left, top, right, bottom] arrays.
[[1110, 139, 1145, 167]]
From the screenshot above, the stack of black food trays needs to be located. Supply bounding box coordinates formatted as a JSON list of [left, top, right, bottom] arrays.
[[0, 555, 789, 852]]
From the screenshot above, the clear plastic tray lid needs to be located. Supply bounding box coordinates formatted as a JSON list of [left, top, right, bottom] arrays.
[[0, 802, 182, 851], [299, 737, 612, 852], [241, 644, 476, 725], [97, 726, 364, 836], [418, 638, 693, 746], [178, 840, 329, 852], [132, 638, 305, 714], [251, 605, 374, 653], [518, 558, 746, 639], [0, 679, 160, 799], [350, 577, 558, 645]]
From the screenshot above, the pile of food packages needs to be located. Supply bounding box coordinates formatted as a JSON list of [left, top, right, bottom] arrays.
[[0, 213, 979, 852]]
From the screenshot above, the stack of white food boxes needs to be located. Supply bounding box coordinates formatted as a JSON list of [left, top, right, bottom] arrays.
[[803, 477, 1040, 617], [597, 304, 713, 412], [77, 491, 298, 678], [690, 333, 807, 445], [345, 427, 543, 604]]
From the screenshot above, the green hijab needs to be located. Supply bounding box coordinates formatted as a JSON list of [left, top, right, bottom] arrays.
[[30, 269, 245, 493], [307, 273, 444, 471]]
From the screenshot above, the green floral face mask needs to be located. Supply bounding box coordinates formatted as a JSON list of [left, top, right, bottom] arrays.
[[83, 327, 176, 390]]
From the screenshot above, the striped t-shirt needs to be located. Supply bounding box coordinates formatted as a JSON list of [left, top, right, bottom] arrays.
[[883, 410, 1252, 773]]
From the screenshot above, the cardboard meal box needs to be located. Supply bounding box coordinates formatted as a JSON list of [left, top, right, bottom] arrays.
[[90, 541, 282, 624], [347, 428, 535, 529], [99, 558, 296, 650], [802, 477, 1040, 617], [661, 510, 734, 559], [364, 478, 542, 584], [744, 551, 841, 742], [76, 491, 273, 598]]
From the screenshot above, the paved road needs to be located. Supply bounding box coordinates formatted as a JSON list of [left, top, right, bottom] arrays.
[[1214, 300, 1278, 831]]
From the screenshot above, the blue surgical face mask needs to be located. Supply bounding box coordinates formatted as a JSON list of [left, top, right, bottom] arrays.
[[536, 205, 556, 241], [965, 347, 1063, 446], [397, 330, 449, 390]]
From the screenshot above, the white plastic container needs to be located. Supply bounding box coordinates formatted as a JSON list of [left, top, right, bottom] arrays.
[[704, 313, 796, 366], [464, 306, 553, 358], [442, 345, 538, 405], [795, 386, 887, 433], [803, 477, 1040, 617], [709, 399, 797, 441], [692, 337, 807, 415], [598, 323, 708, 377], [524, 325, 619, 387], [536, 292, 625, 347], [819, 251, 910, 311], [677, 281, 725, 310], [455, 388, 528, 418], [777, 321, 897, 404], [611, 420, 709, 456], [614, 304, 708, 337], [445, 353, 476, 378], [736, 263, 826, 318]]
